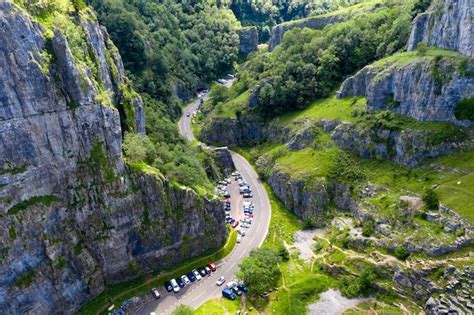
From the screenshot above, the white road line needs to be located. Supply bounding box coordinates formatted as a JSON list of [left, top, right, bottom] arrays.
[[226, 262, 236, 272]]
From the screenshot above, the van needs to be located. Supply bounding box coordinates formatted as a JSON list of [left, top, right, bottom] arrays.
[[170, 279, 180, 293], [222, 288, 236, 300]]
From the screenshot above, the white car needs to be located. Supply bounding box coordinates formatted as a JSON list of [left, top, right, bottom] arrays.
[[216, 276, 226, 286], [170, 279, 180, 293], [181, 275, 191, 286], [238, 229, 246, 236], [237, 235, 242, 243], [193, 269, 202, 281], [151, 288, 160, 299]]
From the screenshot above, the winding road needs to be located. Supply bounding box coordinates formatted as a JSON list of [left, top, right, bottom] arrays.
[[140, 83, 271, 314]]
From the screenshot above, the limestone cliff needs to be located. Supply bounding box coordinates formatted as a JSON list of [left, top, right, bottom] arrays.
[[237, 26, 258, 55], [407, 0, 473, 57], [337, 56, 474, 125], [0, 2, 225, 314]]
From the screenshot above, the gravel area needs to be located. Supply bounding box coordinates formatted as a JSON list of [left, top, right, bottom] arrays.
[[308, 289, 369, 315], [293, 229, 325, 260]]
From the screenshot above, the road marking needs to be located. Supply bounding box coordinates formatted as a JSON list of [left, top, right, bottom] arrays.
[[192, 291, 205, 302], [227, 262, 236, 272]]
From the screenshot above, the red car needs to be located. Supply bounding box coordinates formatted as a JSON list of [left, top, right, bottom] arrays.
[[244, 213, 254, 218], [207, 262, 217, 272], [231, 221, 239, 229]]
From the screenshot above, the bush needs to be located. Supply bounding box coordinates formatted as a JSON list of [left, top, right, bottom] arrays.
[[423, 188, 439, 210], [362, 220, 375, 237], [415, 42, 429, 55], [276, 246, 290, 262], [394, 246, 410, 260], [454, 98, 474, 121], [340, 266, 378, 298], [172, 305, 193, 315], [123, 133, 156, 164]]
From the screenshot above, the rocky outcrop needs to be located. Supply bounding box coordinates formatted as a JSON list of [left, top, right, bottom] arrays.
[[0, 3, 225, 314], [265, 168, 357, 223], [211, 147, 236, 177], [331, 122, 469, 167], [407, 0, 473, 57], [237, 26, 258, 55], [337, 57, 474, 125]]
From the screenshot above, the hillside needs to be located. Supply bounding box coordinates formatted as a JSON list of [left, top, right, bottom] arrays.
[[196, 0, 474, 313]]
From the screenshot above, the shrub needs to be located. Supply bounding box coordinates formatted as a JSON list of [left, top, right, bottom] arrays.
[[454, 98, 474, 121], [172, 305, 193, 315], [423, 188, 439, 210], [362, 220, 375, 237], [416, 42, 429, 55], [276, 246, 290, 261], [394, 246, 410, 260]]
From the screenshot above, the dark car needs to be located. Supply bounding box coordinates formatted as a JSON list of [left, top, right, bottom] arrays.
[[243, 192, 253, 198], [187, 271, 197, 282], [164, 281, 173, 292], [232, 286, 243, 296], [237, 283, 248, 292], [176, 277, 185, 288], [198, 267, 207, 277]]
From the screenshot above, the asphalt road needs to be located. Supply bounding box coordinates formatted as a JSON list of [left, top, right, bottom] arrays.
[[140, 82, 271, 315]]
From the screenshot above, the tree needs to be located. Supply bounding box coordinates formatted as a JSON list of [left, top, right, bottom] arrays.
[[123, 133, 156, 164], [341, 266, 378, 298], [394, 246, 410, 260], [362, 220, 375, 237], [236, 248, 281, 295], [422, 188, 439, 210], [171, 304, 193, 315]]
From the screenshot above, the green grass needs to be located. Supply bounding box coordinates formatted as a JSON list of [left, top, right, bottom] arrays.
[[212, 91, 249, 119], [79, 230, 238, 315], [263, 183, 303, 247], [277, 96, 365, 126], [7, 195, 57, 215], [327, 250, 347, 265], [276, 147, 340, 179], [194, 297, 257, 315], [371, 48, 465, 68]]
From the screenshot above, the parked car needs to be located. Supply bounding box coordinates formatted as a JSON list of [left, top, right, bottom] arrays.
[[151, 288, 161, 299], [238, 229, 246, 236], [222, 288, 236, 300], [243, 192, 253, 198], [176, 277, 185, 288], [193, 269, 202, 281], [181, 275, 191, 286], [207, 262, 217, 272], [216, 276, 226, 286], [223, 191, 230, 198], [245, 213, 254, 218], [204, 266, 212, 275], [164, 281, 173, 292], [187, 271, 197, 282], [198, 267, 207, 277], [231, 221, 239, 229], [217, 79, 226, 84], [237, 282, 248, 293], [186, 112, 190, 117], [237, 235, 242, 243], [170, 279, 180, 293]]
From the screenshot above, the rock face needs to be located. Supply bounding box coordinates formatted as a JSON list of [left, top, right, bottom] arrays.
[[237, 27, 258, 55], [0, 3, 225, 314], [337, 58, 474, 125], [331, 122, 469, 167], [407, 0, 474, 57]]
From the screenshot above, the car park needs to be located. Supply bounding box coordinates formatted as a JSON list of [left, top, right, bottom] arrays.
[[151, 288, 161, 299], [176, 277, 185, 288], [222, 288, 236, 300], [193, 269, 202, 281], [207, 262, 217, 272], [187, 271, 197, 282], [181, 275, 191, 285], [164, 281, 173, 292], [216, 276, 225, 286], [170, 279, 180, 293]]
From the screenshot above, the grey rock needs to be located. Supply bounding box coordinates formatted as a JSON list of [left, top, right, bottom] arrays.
[[211, 147, 236, 177], [337, 58, 474, 126], [237, 27, 258, 55], [407, 0, 473, 57], [0, 4, 225, 314]]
